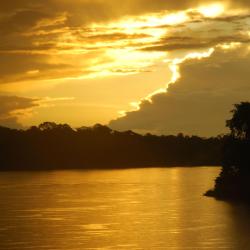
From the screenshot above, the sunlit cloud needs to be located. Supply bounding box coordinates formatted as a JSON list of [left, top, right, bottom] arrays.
[[86, 49, 167, 78], [120, 48, 215, 116], [217, 42, 242, 50], [37, 96, 75, 107], [91, 11, 189, 30], [1, 2, 249, 86], [26, 70, 40, 75]]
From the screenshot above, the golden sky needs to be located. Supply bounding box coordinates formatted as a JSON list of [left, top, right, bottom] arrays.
[[1, 0, 250, 135]]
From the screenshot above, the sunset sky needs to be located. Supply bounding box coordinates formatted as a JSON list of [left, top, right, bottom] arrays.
[[1, 0, 250, 136]]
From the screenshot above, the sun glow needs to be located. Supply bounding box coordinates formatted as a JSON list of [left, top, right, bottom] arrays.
[[198, 3, 225, 17]]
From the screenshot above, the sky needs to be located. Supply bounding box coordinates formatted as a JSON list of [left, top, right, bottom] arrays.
[[1, 0, 250, 136]]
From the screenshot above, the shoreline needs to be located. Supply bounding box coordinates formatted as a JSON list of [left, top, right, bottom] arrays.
[[0, 165, 221, 172]]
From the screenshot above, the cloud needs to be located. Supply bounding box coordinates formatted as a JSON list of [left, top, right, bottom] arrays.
[[1, 1, 250, 129], [109, 45, 250, 136], [0, 95, 39, 128], [141, 12, 250, 52], [0, 0, 250, 100], [0, 95, 77, 128], [142, 35, 250, 52]]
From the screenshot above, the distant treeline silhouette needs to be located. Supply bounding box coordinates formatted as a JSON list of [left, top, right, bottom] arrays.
[[0, 122, 224, 170], [206, 102, 250, 202]]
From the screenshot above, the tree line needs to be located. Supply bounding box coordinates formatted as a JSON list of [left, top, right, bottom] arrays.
[[0, 122, 224, 170]]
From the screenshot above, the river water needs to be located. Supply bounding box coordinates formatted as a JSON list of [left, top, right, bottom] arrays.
[[0, 167, 250, 250]]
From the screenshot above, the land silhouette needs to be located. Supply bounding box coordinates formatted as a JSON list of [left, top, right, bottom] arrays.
[[0, 122, 223, 170], [206, 102, 250, 202]]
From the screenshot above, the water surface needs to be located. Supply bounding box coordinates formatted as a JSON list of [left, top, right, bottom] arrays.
[[0, 167, 250, 249]]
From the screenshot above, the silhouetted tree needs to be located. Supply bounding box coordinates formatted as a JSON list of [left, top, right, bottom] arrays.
[[38, 122, 58, 131], [206, 102, 250, 201], [227, 102, 250, 140]]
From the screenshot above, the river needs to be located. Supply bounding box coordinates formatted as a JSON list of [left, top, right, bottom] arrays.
[[0, 167, 250, 249]]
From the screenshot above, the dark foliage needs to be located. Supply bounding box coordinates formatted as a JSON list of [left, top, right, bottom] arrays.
[[0, 122, 223, 170], [205, 102, 250, 201]]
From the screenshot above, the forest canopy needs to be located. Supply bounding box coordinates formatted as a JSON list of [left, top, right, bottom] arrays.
[[0, 122, 223, 170]]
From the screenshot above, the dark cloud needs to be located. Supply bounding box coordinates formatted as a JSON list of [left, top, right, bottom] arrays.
[[142, 40, 211, 51], [0, 10, 50, 35], [142, 35, 250, 52], [85, 33, 151, 42], [0, 1, 198, 20], [0, 95, 39, 128], [0, 53, 80, 84], [109, 46, 250, 136]]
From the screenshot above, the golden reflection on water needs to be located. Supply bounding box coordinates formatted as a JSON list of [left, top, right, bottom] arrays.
[[0, 167, 250, 249]]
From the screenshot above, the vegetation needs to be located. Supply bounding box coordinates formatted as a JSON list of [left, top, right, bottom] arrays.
[[0, 122, 223, 170], [205, 102, 250, 201]]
